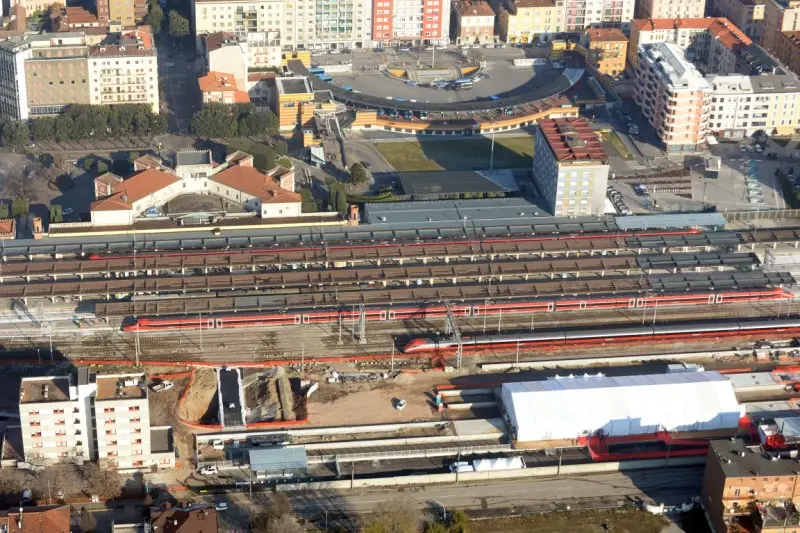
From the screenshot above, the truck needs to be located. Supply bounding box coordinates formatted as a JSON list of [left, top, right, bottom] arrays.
[[151, 380, 174, 393], [449, 457, 525, 473], [666, 363, 705, 373]]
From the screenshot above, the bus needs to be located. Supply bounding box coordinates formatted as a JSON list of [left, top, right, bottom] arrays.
[[316, 74, 333, 82], [308, 67, 325, 74], [453, 78, 474, 90]]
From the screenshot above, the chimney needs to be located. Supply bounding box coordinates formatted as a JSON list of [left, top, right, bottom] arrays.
[[278, 170, 295, 193]]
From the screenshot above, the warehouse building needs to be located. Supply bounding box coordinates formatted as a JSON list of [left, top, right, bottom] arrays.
[[500, 371, 743, 444]]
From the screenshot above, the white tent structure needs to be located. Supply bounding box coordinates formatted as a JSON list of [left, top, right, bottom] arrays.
[[500, 371, 743, 443]]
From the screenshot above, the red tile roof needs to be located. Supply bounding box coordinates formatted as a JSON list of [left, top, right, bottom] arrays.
[[210, 165, 301, 204], [150, 507, 218, 533], [202, 32, 239, 53], [583, 28, 628, 42], [632, 18, 750, 50], [538, 118, 608, 163], [456, 1, 495, 16], [0, 505, 70, 533], [91, 168, 180, 211]]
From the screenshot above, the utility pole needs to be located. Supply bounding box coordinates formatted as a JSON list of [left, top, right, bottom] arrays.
[[497, 309, 502, 333], [337, 309, 343, 345], [483, 299, 488, 333], [391, 342, 395, 372], [301, 343, 305, 374], [444, 300, 462, 370], [199, 313, 203, 352], [515, 340, 520, 368], [489, 131, 496, 171]]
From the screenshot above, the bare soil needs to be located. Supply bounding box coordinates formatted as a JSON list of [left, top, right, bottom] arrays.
[[471, 509, 666, 533], [178, 368, 219, 424]]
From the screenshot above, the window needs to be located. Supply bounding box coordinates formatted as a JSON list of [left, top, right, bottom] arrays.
[[104, 407, 115, 413]]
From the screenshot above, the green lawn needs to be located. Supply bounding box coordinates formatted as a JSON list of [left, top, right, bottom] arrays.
[[376, 136, 534, 172], [471, 508, 667, 533]]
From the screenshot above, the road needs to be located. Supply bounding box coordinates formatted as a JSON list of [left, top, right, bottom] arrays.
[[157, 37, 201, 134], [198, 467, 704, 531]]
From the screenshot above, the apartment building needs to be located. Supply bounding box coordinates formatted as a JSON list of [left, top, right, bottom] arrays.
[[498, 0, 564, 44], [563, 0, 634, 33], [198, 71, 250, 102], [581, 27, 627, 77], [19, 370, 174, 471], [88, 28, 159, 113], [191, 0, 370, 51], [629, 17, 751, 74], [775, 31, 800, 76], [762, 0, 800, 52], [636, 0, 706, 20], [453, 1, 496, 45], [634, 42, 712, 151], [710, 0, 765, 41], [532, 117, 609, 217], [371, 0, 450, 46], [707, 71, 800, 138], [703, 437, 800, 533]]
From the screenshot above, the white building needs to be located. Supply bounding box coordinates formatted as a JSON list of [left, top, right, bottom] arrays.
[[19, 370, 175, 471], [90, 150, 301, 227], [371, 0, 450, 46], [563, 0, 635, 33], [500, 371, 743, 443], [532, 117, 609, 217]]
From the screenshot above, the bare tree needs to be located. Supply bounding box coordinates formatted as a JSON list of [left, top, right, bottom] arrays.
[[81, 460, 122, 500], [264, 515, 303, 533], [31, 465, 80, 500], [361, 497, 422, 533], [0, 469, 28, 504], [80, 507, 97, 533], [271, 492, 292, 517]]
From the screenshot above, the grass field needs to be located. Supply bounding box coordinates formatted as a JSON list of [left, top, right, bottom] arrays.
[[376, 136, 534, 172], [471, 508, 667, 533]]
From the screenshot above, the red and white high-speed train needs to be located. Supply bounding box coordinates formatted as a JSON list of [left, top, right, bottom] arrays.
[[121, 287, 790, 332], [401, 318, 800, 353]]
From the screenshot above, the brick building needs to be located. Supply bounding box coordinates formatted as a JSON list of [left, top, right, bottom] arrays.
[[453, 1, 496, 45]]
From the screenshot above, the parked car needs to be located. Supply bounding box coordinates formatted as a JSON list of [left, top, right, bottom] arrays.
[[215, 502, 228, 512], [198, 465, 218, 476], [211, 439, 224, 450], [394, 399, 407, 410], [151, 380, 173, 393]]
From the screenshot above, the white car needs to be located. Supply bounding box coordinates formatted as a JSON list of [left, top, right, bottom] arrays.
[[211, 439, 224, 450], [215, 502, 228, 512], [61, 207, 74, 216], [328, 49, 341, 54], [198, 465, 218, 476], [394, 399, 407, 410]]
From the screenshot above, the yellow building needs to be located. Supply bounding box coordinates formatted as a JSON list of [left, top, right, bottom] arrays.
[[581, 28, 628, 78], [497, 0, 564, 44], [762, 0, 800, 52]]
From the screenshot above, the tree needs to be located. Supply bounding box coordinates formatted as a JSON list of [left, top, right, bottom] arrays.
[[275, 140, 288, 156], [146, 0, 164, 34], [54, 116, 74, 143], [0, 204, 9, 220], [0, 469, 27, 504], [48, 2, 64, 16], [82, 461, 122, 500], [300, 189, 316, 213], [96, 161, 108, 175], [448, 510, 469, 533], [168, 11, 190, 39], [49, 204, 63, 223], [31, 117, 56, 141], [348, 162, 368, 185], [11, 199, 28, 218], [1, 122, 29, 148], [80, 507, 97, 533], [424, 523, 448, 533], [271, 492, 292, 517], [360, 498, 421, 533], [251, 513, 303, 533]]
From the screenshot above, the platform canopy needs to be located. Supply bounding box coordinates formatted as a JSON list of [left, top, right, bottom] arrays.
[[500, 371, 743, 443]]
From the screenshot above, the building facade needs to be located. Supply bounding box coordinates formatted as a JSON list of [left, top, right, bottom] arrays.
[[636, 0, 706, 19], [775, 31, 800, 76], [581, 27, 627, 77], [710, 0, 764, 41], [453, 1, 495, 45], [762, 0, 800, 52], [497, 0, 563, 43], [634, 42, 712, 151], [18, 370, 174, 471], [532, 117, 609, 217], [371, 0, 450, 46], [563, 0, 634, 33], [198, 71, 250, 102]]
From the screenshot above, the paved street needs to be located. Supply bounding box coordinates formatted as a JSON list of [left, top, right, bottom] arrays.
[[157, 37, 201, 134]]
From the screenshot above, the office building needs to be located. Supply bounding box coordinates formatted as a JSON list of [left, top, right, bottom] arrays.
[[709, 0, 765, 41], [563, 0, 634, 33], [636, 0, 706, 19], [634, 42, 712, 151], [762, 0, 800, 52], [19, 370, 175, 471], [581, 27, 627, 77], [497, 0, 564, 44], [371, 0, 450, 46], [629, 18, 751, 74], [453, 1, 496, 45], [532, 117, 609, 217]]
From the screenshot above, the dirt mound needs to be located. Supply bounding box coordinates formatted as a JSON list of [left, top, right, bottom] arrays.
[[392, 372, 417, 385], [178, 368, 219, 423]]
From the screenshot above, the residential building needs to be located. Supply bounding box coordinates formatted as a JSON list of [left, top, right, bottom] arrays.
[[90, 150, 301, 226], [0, 28, 159, 121], [50, 6, 114, 43], [628, 18, 751, 74], [198, 71, 250, 103], [563, 0, 634, 33], [497, 0, 564, 44], [636, 0, 706, 20], [762, 0, 800, 52], [191, 0, 370, 51], [150, 505, 219, 533], [0, 505, 71, 533], [709, 0, 764, 41], [453, 1, 496, 45], [19, 370, 175, 471], [703, 437, 800, 533], [634, 42, 712, 151], [532, 117, 609, 217], [775, 31, 800, 76], [581, 27, 627, 77], [201, 31, 281, 95], [707, 71, 800, 138], [371, 0, 450, 46], [88, 28, 159, 113]]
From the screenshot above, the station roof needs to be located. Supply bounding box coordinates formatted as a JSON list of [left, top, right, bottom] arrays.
[[615, 213, 727, 230], [249, 447, 308, 471]]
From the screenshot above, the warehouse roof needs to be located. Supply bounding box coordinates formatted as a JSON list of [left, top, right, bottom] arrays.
[[501, 371, 743, 443]]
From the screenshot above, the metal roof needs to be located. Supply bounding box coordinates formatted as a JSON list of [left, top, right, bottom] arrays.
[[248, 447, 308, 471], [615, 213, 727, 230]]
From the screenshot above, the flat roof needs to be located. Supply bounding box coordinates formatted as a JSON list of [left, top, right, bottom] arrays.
[[249, 446, 308, 471], [276, 76, 312, 95], [615, 213, 727, 230], [176, 150, 212, 166], [364, 198, 581, 225], [538, 117, 608, 163], [95, 374, 147, 401], [710, 438, 800, 478], [150, 427, 173, 454], [398, 170, 516, 196], [19, 377, 71, 404]]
